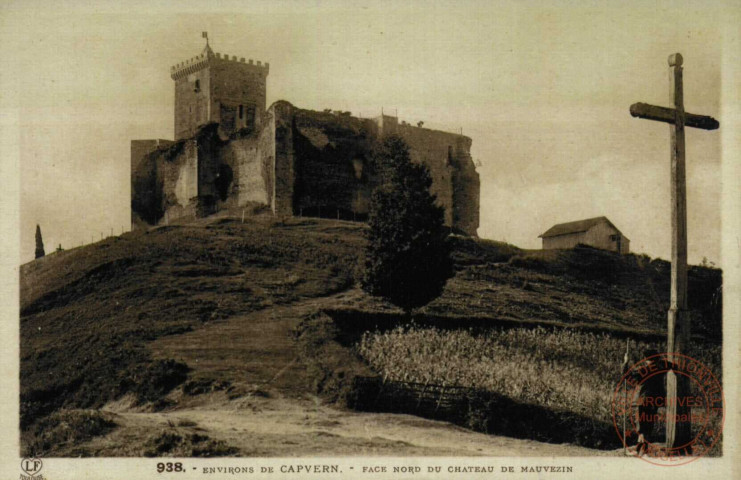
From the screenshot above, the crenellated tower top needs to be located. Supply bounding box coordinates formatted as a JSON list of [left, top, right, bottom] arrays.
[[170, 45, 270, 81], [172, 33, 269, 140]]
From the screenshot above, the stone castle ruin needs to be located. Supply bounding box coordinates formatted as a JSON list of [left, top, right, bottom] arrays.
[[131, 40, 480, 235]]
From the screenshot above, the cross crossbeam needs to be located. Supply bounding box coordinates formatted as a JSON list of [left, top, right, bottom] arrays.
[[630, 103, 719, 130]]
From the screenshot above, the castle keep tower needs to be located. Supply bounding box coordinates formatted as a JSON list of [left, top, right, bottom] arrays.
[[171, 36, 269, 140]]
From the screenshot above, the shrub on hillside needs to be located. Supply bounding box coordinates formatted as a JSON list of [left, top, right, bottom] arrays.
[[294, 312, 374, 404], [143, 429, 239, 457], [127, 359, 190, 404], [22, 409, 117, 457], [362, 135, 453, 313]]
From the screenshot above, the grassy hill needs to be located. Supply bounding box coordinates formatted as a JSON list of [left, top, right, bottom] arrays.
[[19, 215, 722, 455]]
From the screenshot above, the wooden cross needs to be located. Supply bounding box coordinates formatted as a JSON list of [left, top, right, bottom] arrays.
[[630, 53, 719, 450]]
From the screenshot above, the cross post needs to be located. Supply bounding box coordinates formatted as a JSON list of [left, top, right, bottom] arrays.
[[630, 53, 719, 451]]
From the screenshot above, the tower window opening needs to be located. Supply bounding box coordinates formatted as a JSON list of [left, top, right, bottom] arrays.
[[194, 79, 201, 92], [239, 105, 244, 119], [246, 106, 256, 128]]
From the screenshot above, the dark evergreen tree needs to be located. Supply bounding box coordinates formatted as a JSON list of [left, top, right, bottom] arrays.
[[362, 135, 453, 313], [34, 224, 45, 259]]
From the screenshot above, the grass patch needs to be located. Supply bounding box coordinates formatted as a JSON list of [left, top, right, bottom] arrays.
[[21, 409, 118, 457], [294, 312, 374, 404], [143, 430, 239, 457], [428, 246, 721, 341]]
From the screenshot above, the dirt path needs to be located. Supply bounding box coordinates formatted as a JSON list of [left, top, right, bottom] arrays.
[[92, 394, 615, 457]]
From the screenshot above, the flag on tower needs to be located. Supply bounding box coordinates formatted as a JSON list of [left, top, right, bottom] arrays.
[[202, 32, 208, 38]]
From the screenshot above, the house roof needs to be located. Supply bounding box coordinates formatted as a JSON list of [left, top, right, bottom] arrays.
[[539, 216, 622, 238]]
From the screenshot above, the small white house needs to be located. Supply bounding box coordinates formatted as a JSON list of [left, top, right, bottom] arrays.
[[539, 216, 630, 254]]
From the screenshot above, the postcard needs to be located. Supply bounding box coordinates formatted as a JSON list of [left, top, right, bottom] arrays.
[[1, 1, 739, 479]]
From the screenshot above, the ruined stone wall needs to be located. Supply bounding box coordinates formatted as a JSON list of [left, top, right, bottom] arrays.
[[193, 126, 223, 214], [291, 108, 375, 219], [394, 124, 456, 226], [393, 124, 479, 235], [131, 139, 173, 176], [258, 108, 276, 208], [133, 101, 479, 236], [131, 138, 197, 225], [266, 103, 479, 233], [131, 139, 175, 225], [448, 137, 479, 236], [133, 124, 275, 227], [164, 140, 199, 220], [270, 101, 296, 216], [219, 136, 268, 207]]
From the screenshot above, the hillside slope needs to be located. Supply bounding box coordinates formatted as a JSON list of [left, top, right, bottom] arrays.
[[19, 215, 721, 455]]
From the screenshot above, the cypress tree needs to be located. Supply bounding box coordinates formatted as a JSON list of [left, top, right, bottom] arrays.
[[362, 135, 453, 314], [35, 224, 45, 259]]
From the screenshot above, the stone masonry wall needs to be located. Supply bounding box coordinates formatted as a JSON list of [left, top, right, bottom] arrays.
[[291, 108, 375, 219], [258, 108, 276, 208], [131, 139, 174, 225], [270, 101, 296, 216], [133, 101, 479, 236], [394, 124, 456, 226], [131, 138, 197, 225], [174, 68, 211, 141], [391, 123, 479, 235], [209, 57, 268, 135], [165, 140, 199, 220], [173, 54, 269, 140], [266, 103, 479, 234], [219, 136, 269, 207]]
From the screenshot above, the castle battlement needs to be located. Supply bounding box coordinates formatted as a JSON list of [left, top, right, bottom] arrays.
[[171, 50, 269, 81]]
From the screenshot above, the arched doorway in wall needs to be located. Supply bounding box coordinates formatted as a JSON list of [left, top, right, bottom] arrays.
[[215, 164, 234, 202]]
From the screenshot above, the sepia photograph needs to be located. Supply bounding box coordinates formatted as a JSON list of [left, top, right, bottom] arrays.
[[1, 0, 739, 479]]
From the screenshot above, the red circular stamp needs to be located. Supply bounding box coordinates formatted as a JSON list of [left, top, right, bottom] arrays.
[[611, 352, 724, 466]]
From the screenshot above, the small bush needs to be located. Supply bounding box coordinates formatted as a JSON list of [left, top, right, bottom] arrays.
[[22, 409, 117, 457], [143, 430, 239, 457], [129, 359, 190, 403], [182, 378, 231, 396], [294, 312, 373, 404]]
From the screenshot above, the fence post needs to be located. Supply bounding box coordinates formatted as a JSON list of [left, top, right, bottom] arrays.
[[435, 384, 447, 412], [417, 381, 429, 409]]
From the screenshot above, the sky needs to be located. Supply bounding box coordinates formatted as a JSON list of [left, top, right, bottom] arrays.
[[0, 0, 734, 265]]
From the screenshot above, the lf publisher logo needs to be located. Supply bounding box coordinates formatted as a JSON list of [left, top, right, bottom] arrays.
[[20, 458, 43, 479]]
